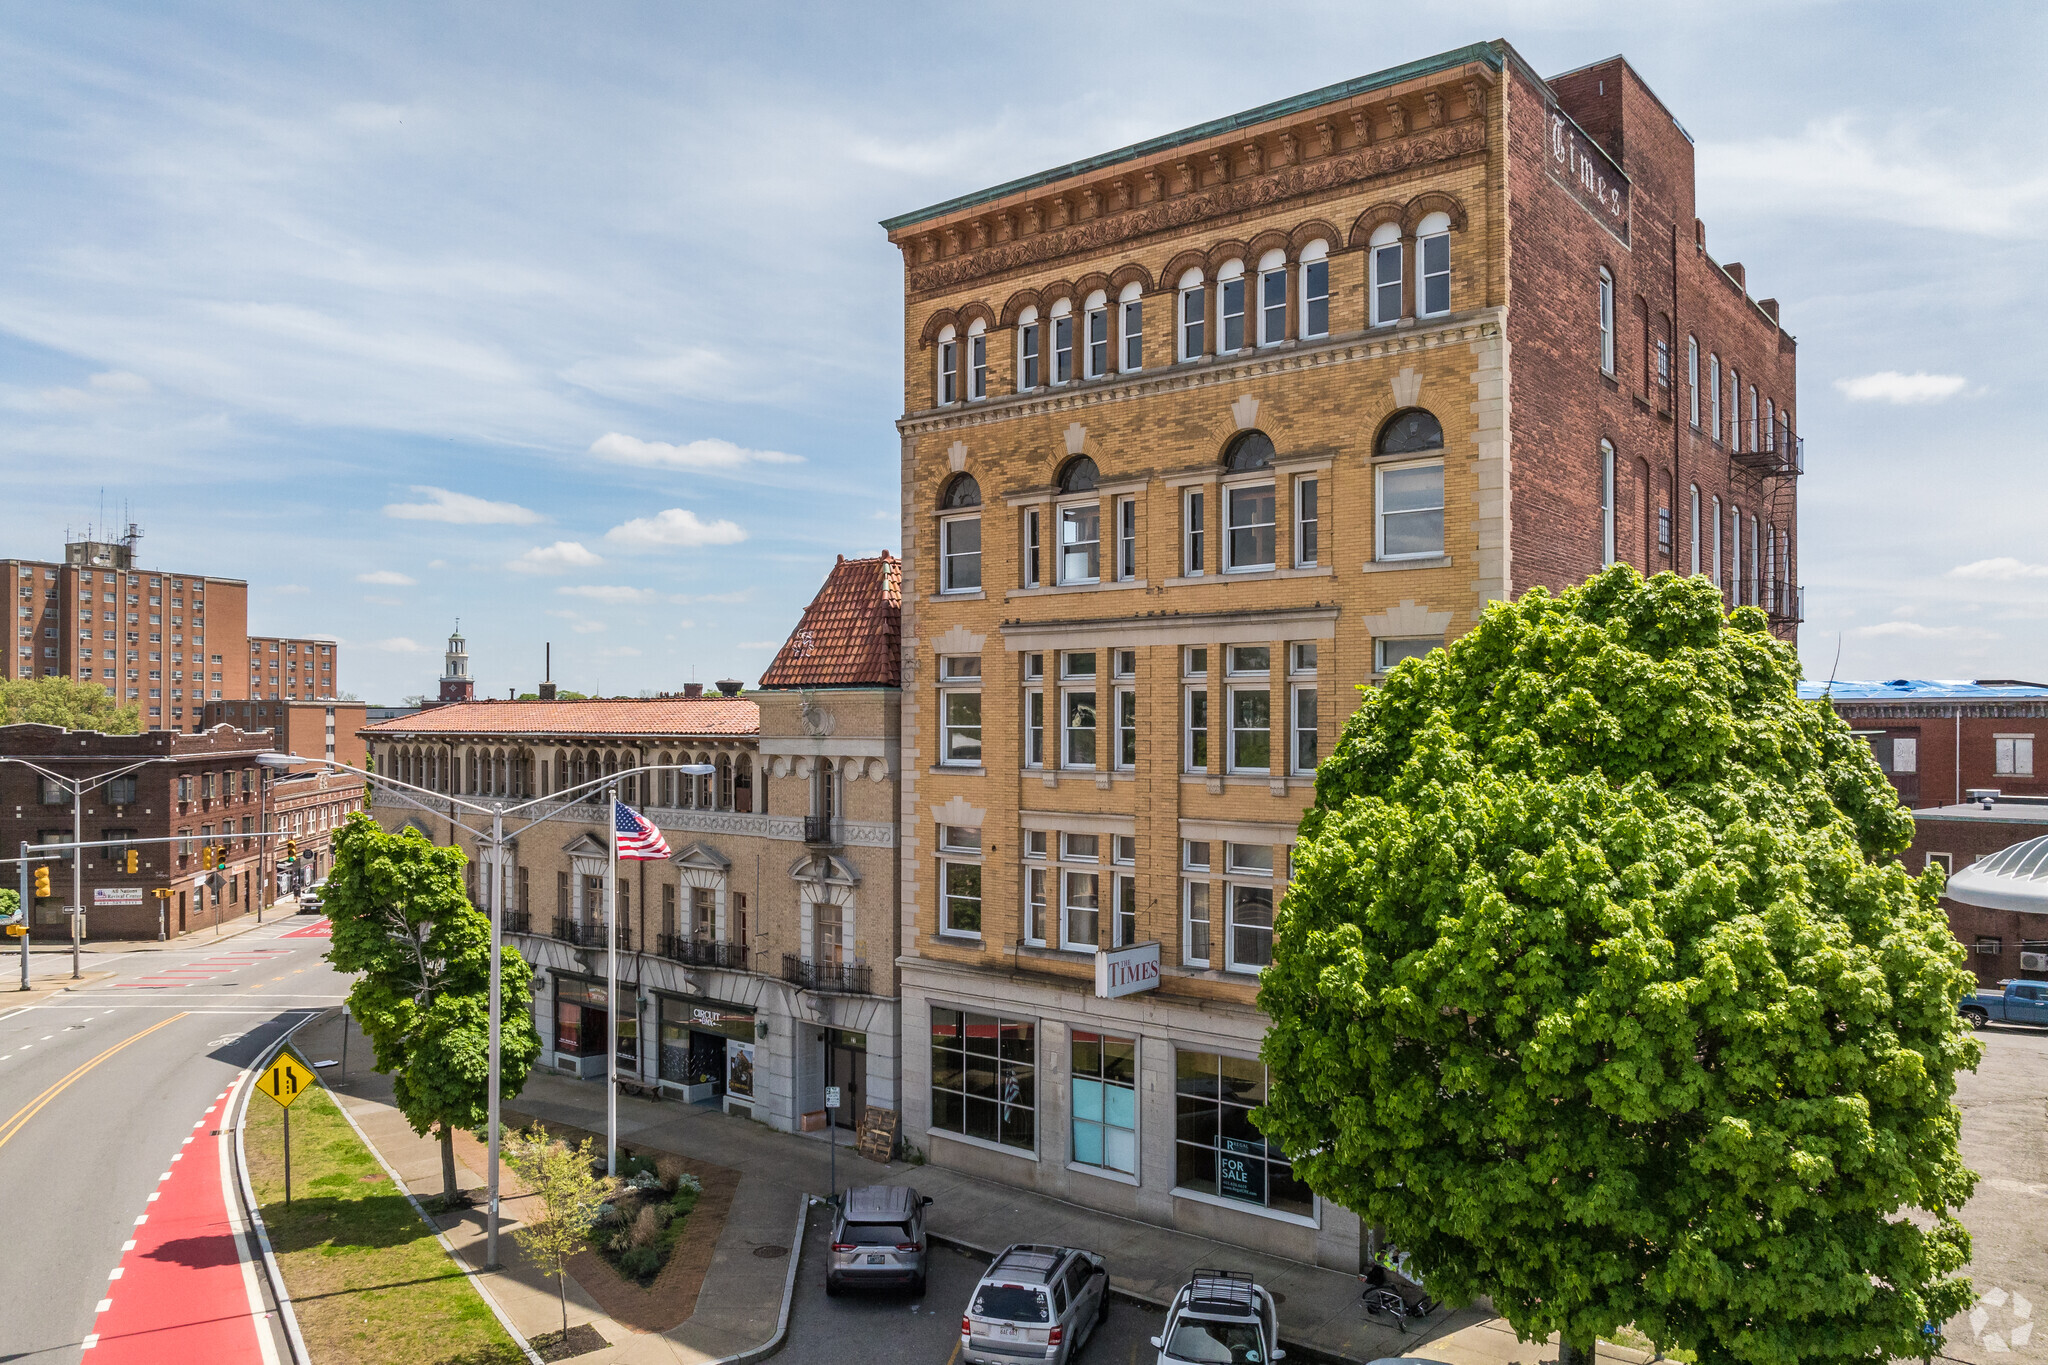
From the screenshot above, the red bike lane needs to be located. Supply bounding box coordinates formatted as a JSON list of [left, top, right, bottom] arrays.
[[83, 1076, 272, 1363]]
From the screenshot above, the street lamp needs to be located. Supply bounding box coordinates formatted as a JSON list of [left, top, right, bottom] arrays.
[[278, 751, 714, 1269], [255, 753, 296, 924]]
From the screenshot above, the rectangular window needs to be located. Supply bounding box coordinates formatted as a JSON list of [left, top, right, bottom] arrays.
[[1059, 504, 1101, 584], [1113, 649, 1136, 678], [1227, 645, 1269, 676], [1115, 687, 1137, 769], [941, 516, 982, 593], [1063, 689, 1097, 768], [1227, 883, 1274, 972], [1689, 486, 1701, 575], [1024, 509, 1041, 588], [1021, 323, 1041, 389], [1184, 688, 1208, 772], [1086, 306, 1108, 378], [1121, 298, 1143, 370], [1023, 651, 1044, 681], [930, 1007, 1035, 1152], [1293, 476, 1319, 566], [1229, 687, 1270, 772], [1115, 497, 1137, 581], [1062, 870, 1100, 950], [1179, 286, 1204, 360], [1225, 483, 1276, 570], [1292, 685, 1318, 773], [1893, 736, 1919, 774], [939, 825, 982, 852], [939, 339, 958, 404], [1114, 873, 1136, 947], [1997, 736, 2035, 776], [1290, 642, 1317, 675], [1053, 313, 1074, 384], [1301, 259, 1329, 338], [1599, 271, 1616, 372], [1024, 688, 1045, 767], [1419, 231, 1450, 316], [1062, 832, 1099, 861], [1375, 636, 1442, 672], [942, 691, 982, 765], [1258, 269, 1286, 345], [1372, 242, 1402, 325], [1025, 867, 1048, 943], [1182, 881, 1211, 966], [942, 862, 982, 937], [1219, 276, 1245, 352], [1976, 936, 2003, 957], [967, 332, 987, 399], [1183, 489, 1206, 575], [1062, 651, 1096, 680], [1688, 337, 1701, 425], [1377, 463, 1445, 559], [1071, 1032, 1137, 1174], [1173, 1051, 1310, 1214]]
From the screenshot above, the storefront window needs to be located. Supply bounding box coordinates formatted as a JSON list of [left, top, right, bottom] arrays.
[[554, 977, 609, 1057], [658, 997, 755, 1092], [1174, 1049, 1312, 1217], [1071, 1031, 1136, 1174], [931, 1006, 1035, 1152]]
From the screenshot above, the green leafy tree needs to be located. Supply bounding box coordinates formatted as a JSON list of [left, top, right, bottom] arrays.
[[0, 886, 18, 919], [1260, 566, 1980, 1365], [0, 677, 141, 732], [324, 813, 542, 1204], [504, 1127, 614, 1340]]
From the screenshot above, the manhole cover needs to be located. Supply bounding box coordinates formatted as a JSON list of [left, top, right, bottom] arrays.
[[753, 1245, 790, 1259]]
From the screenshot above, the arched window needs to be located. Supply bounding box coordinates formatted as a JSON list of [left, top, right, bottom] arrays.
[[967, 318, 988, 401], [1177, 267, 1205, 361], [1049, 297, 1074, 385], [1687, 336, 1700, 426], [936, 323, 959, 405], [941, 473, 981, 508], [1083, 289, 1109, 379], [1256, 248, 1287, 346], [1058, 456, 1099, 492], [1117, 282, 1144, 371], [1216, 258, 1246, 353], [658, 752, 674, 806], [1369, 222, 1402, 326], [1599, 441, 1617, 566], [1018, 306, 1042, 390], [1708, 354, 1722, 439], [1711, 495, 1723, 587], [1729, 368, 1741, 451], [1224, 431, 1275, 471], [1376, 409, 1443, 455], [940, 472, 982, 594], [1416, 211, 1452, 317], [1597, 268, 1616, 373], [1689, 485, 1701, 575], [1299, 238, 1331, 339], [718, 754, 733, 810], [734, 754, 754, 814]]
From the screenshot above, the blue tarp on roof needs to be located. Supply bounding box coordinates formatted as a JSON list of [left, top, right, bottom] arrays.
[[1798, 679, 2048, 701]]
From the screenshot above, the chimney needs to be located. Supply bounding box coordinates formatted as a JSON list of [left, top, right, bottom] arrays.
[[538, 681, 557, 700], [1758, 298, 1780, 325], [716, 678, 743, 697], [1724, 262, 1745, 292], [509, 687, 516, 700], [683, 682, 705, 699]]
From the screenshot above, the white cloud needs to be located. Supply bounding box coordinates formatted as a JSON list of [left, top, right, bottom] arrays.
[[384, 485, 542, 525], [508, 540, 602, 574], [374, 636, 426, 653], [1850, 621, 1997, 640], [1835, 371, 1969, 404], [545, 608, 607, 634], [272, 583, 310, 595], [557, 584, 655, 603], [1950, 557, 2048, 582], [588, 432, 802, 471], [604, 508, 746, 549], [356, 569, 416, 586], [88, 370, 152, 395]]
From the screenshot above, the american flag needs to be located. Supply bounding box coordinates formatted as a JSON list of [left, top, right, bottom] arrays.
[[613, 801, 671, 861]]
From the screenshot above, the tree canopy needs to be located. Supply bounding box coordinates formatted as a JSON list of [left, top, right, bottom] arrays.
[[324, 813, 542, 1202], [1259, 567, 1980, 1365], [0, 677, 141, 733]]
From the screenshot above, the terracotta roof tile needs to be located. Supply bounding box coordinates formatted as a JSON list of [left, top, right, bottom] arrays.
[[359, 697, 758, 738], [759, 553, 902, 689]]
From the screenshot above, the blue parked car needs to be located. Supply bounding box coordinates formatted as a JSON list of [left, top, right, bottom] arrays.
[[1959, 980, 2048, 1028]]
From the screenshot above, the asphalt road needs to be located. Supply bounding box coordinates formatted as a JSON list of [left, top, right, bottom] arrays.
[[776, 1201, 1166, 1365], [0, 913, 349, 1365]]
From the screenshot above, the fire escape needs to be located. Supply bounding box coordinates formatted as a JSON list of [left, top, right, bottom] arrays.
[[1727, 411, 1804, 635]]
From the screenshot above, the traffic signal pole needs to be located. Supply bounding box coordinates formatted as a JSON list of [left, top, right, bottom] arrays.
[[16, 843, 27, 991], [71, 785, 83, 980]]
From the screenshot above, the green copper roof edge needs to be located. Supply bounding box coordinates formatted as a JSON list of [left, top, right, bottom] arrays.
[[879, 41, 1505, 233]]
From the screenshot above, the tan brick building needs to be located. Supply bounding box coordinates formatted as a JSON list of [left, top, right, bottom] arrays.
[[885, 41, 1800, 1266], [359, 555, 905, 1139]]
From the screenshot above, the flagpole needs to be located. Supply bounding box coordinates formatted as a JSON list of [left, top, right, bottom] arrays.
[[605, 781, 619, 1178]]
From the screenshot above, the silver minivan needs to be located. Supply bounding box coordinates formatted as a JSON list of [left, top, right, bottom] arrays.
[[961, 1243, 1109, 1364], [826, 1185, 932, 1296]]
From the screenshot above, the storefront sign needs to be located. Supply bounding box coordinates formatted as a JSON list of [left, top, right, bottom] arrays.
[[1218, 1137, 1265, 1204], [93, 887, 143, 906], [1547, 102, 1630, 240], [1094, 941, 1161, 999]]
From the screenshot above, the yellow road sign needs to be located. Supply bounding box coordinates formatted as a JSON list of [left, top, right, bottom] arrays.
[[258, 1054, 315, 1107]]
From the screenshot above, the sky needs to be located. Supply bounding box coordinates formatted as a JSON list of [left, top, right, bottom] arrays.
[[4, 1, 2045, 703]]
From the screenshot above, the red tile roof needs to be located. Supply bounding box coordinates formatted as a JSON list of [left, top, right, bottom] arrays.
[[759, 553, 902, 689], [359, 697, 759, 738]]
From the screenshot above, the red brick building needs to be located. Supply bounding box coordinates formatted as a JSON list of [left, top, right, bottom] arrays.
[[202, 698, 369, 774], [267, 767, 367, 892], [246, 634, 341, 702], [1806, 679, 2048, 809], [0, 722, 280, 939], [1900, 798, 2048, 987]]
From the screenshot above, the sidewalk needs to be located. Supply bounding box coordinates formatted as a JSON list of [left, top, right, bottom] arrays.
[[300, 1011, 801, 1364], [497, 1070, 1653, 1365]]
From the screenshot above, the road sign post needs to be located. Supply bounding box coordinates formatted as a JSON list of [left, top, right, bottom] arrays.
[[825, 1085, 841, 1204], [15, 843, 27, 992], [260, 1054, 315, 1206]]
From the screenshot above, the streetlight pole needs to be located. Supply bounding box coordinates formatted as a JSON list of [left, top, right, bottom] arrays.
[[484, 802, 505, 1269], [605, 776, 620, 1178]]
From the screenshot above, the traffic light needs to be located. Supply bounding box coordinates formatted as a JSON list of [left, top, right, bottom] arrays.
[[284, 836, 298, 864], [125, 849, 140, 874], [215, 845, 229, 872], [33, 864, 52, 899]]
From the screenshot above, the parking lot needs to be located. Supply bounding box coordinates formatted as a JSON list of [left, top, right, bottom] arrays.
[[774, 1201, 1168, 1365], [1947, 1022, 2048, 1361]]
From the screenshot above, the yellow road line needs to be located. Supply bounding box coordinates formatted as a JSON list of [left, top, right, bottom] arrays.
[[0, 1013, 188, 1151]]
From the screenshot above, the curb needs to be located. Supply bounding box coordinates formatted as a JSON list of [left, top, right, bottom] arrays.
[[709, 1192, 814, 1365], [322, 1070, 544, 1365], [231, 1010, 323, 1365]]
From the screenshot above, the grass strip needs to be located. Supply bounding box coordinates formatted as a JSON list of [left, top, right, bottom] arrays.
[[245, 1069, 525, 1365]]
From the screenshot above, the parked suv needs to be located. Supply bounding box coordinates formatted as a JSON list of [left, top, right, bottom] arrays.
[[961, 1243, 1109, 1364], [826, 1185, 932, 1296], [1152, 1269, 1285, 1365]]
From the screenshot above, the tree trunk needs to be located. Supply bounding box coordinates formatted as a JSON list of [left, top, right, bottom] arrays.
[[1558, 1335, 1596, 1365], [558, 1267, 569, 1338], [439, 1125, 458, 1206]]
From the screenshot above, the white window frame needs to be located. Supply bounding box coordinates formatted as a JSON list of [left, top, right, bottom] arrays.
[[939, 659, 982, 767], [1416, 212, 1451, 318], [1018, 307, 1042, 391], [1083, 290, 1109, 380], [1299, 239, 1330, 339], [1256, 249, 1287, 347], [1227, 684, 1272, 775], [1024, 866, 1049, 945], [1291, 683, 1318, 775], [1181, 879, 1212, 968], [1057, 499, 1102, 585], [1709, 354, 1721, 439], [1022, 507, 1042, 588], [1997, 736, 2035, 777], [1224, 867, 1275, 975], [940, 859, 983, 939], [1115, 495, 1137, 581], [1374, 636, 1442, 673], [937, 326, 959, 405], [1293, 474, 1319, 568], [1119, 284, 1143, 371], [1223, 476, 1277, 573], [1113, 874, 1137, 950], [1598, 267, 1616, 373], [1216, 260, 1246, 353], [1114, 685, 1137, 771], [1600, 441, 1616, 567], [1687, 335, 1700, 426], [1023, 686, 1045, 768], [1375, 459, 1446, 562], [1177, 269, 1205, 361], [940, 513, 982, 594], [1051, 300, 1074, 386], [1061, 869, 1101, 952], [1730, 503, 1742, 602], [968, 321, 988, 400], [1369, 223, 1402, 326], [1689, 485, 1701, 575], [1711, 495, 1723, 586], [1183, 487, 1206, 576], [1061, 671, 1097, 771], [1184, 685, 1209, 774], [1729, 368, 1741, 451]]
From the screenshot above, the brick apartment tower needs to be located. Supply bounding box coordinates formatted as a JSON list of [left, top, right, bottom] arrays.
[[886, 41, 1800, 1267]]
